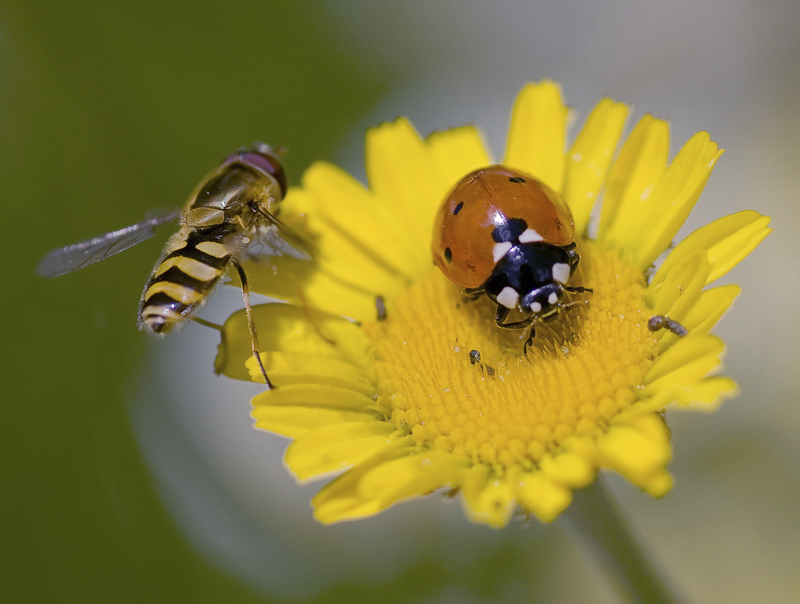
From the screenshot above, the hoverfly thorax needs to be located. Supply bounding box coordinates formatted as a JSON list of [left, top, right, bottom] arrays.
[[183, 143, 288, 230]]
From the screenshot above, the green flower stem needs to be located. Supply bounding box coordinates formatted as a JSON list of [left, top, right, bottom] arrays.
[[563, 478, 687, 604]]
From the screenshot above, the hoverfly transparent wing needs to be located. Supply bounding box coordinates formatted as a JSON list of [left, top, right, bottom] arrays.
[[37, 207, 181, 277], [245, 215, 313, 262]]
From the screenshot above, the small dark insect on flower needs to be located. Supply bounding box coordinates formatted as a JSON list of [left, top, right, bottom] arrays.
[[648, 314, 688, 337], [376, 295, 387, 321]]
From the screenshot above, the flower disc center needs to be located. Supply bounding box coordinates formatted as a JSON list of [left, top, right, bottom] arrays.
[[365, 241, 659, 469]]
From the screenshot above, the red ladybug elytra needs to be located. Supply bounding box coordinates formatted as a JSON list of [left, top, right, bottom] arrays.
[[431, 165, 591, 350]]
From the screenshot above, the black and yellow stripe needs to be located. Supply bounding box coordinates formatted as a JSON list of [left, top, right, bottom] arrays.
[[139, 226, 235, 334]]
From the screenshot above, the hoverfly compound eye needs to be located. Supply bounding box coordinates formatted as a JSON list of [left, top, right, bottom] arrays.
[[241, 151, 288, 199], [219, 146, 288, 200]]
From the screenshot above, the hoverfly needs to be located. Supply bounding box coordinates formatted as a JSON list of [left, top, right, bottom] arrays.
[[37, 142, 310, 390]]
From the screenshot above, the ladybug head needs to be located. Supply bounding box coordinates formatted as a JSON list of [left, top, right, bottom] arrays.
[[519, 281, 564, 320], [484, 242, 575, 316]]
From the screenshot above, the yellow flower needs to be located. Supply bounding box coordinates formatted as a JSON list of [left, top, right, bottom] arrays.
[[215, 81, 770, 528]]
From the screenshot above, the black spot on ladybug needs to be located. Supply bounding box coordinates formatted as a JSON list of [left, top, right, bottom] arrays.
[[444, 247, 452, 263], [491, 218, 528, 243], [508, 176, 526, 183], [453, 201, 464, 215]]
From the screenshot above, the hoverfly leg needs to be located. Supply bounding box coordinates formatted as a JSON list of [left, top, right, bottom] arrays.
[[234, 261, 275, 390], [190, 316, 223, 332]]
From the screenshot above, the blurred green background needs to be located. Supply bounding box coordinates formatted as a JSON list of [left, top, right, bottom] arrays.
[[3, 1, 799, 603]]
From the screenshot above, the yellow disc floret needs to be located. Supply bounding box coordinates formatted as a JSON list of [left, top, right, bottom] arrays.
[[367, 242, 657, 470]]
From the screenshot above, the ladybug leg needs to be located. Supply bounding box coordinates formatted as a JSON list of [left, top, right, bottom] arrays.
[[495, 305, 510, 325], [523, 324, 537, 356], [565, 285, 593, 294], [494, 305, 534, 330], [493, 305, 537, 356], [559, 298, 591, 315], [462, 286, 484, 302], [565, 244, 580, 272]]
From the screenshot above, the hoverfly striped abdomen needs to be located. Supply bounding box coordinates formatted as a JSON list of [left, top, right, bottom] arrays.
[[139, 225, 236, 333]]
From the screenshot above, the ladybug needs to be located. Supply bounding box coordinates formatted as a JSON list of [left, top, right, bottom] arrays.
[[431, 165, 591, 351]]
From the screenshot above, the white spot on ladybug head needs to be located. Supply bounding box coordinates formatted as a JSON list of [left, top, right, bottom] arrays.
[[548, 291, 559, 305], [518, 228, 543, 243], [493, 241, 513, 263], [552, 262, 571, 284], [530, 301, 542, 313], [497, 286, 519, 309]]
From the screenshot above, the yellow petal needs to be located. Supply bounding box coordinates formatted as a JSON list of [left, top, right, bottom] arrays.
[[216, 304, 373, 383], [285, 190, 405, 295], [515, 470, 573, 523], [428, 124, 491, 187], [315, 493, 383, 524], [285, 421, 398, 481], [365, 118, 440, 246], [251, 407, 377, 439], [640, 469, 674, 498], [245, 351, 376, 393], [598, 414, 672, 493], [629, 132, 723, 270], [503, 80, 568, 191], [598, 114, 669, 245], [669, 376, 739, 411], [645, 252, 711, 354], [634, 374, 737, 412], [251, 383, 378, 415], [644, 334, 725, 391], [680, 284, 740, 336], [460, 465, 516, 528], [465, 480, 517, 529], [301, 162, 422, 277], [358, 450, 468, 501], [311, 439, 418, 523], [539, 446, 595, 489], [648, 251, 710, 317], [563, 98, 629, 236], [651, 210, 771, 287]]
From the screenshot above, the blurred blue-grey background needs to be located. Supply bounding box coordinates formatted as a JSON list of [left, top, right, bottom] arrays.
[[3, 1, 798, 602]]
